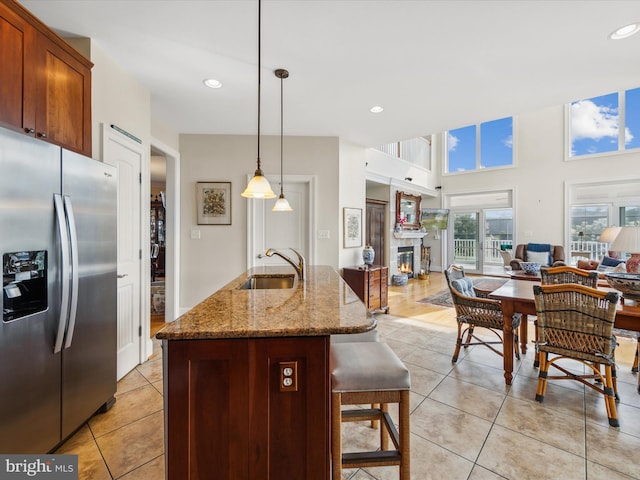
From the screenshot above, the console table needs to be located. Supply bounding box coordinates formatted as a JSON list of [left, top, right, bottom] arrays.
[[342, 265, 389, 313]]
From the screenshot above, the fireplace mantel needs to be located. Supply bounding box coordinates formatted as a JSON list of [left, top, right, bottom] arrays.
[[393, 231, 428, 239]]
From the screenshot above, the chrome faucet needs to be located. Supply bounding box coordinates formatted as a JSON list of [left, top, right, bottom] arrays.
[[265, 248, 305, 281]]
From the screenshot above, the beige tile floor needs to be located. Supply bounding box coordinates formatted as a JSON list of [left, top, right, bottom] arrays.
[[57, 273, 640, 480]]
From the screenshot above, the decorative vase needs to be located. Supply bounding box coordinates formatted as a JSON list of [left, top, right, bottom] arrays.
[[362, 245, 375, 265]]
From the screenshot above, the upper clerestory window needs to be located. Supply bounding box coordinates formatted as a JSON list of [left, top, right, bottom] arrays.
[[445, 117, 514, 174], [567, 87, 640, 158]]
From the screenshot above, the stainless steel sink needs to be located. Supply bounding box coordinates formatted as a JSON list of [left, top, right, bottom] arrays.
[[239, 274, 295, 290]]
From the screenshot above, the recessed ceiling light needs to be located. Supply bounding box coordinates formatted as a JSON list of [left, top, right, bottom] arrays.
[[203, 78, 223, 89], [609, 23, 640, 40], [370, 105, 384, 113]]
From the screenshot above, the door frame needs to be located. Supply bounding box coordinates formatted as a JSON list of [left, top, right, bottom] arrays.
[[150, 137, 181, 333], [102, 124, 146, 375], [246, 174, 316, 269]]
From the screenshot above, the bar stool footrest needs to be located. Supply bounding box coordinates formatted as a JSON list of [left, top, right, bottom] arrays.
[[343, 450, 402, 468], [342, 408, 401, 449]]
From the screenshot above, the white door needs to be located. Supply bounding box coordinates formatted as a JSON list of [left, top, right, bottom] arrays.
[[103, 127, 143, 380], [249, 177, 313, 268]]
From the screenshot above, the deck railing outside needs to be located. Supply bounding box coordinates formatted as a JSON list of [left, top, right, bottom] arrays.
[[453, 238, 610, 265]]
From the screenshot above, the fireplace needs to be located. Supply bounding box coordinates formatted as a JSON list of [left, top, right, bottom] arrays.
[[397, 246, 414, 277]]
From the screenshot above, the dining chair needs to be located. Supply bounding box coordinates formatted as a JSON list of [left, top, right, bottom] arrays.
[[536, 266, 600, 368], [540, 265, 599, 287], [540, 265, 635, 380], [533, 283, 620, 426], [444, 265, 521, 363]]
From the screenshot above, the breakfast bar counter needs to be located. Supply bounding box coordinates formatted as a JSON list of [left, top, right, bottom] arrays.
[[156, 265, 375, 340], [156, 265, 375, 480]]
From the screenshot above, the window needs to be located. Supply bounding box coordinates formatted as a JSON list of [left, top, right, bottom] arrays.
[[568, 87, 640, 157], [446, 117, 513, 173], [570, 205, 609, 243], [620, 206, 640, 226]]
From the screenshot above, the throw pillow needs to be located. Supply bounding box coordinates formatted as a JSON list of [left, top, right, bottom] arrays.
[[450, 278, 476, 297], [601, 255, 625, 267], [597, 262, 627, 273], [527, 243, 553, 265], [577, 259, 598, 270], [526, 250, 551, 266], [613, 263, 627, 272]]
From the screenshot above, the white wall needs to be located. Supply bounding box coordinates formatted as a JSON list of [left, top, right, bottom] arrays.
[[151, 117, 180, 153], [338, 139, 367, 268], [437, 104, 640, 248], [179, 134, 340, 308], [87, 41, 151, 160]]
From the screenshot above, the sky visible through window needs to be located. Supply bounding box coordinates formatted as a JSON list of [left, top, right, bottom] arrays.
[[570, 87, 640, 156], [448, 117, 513, 172]]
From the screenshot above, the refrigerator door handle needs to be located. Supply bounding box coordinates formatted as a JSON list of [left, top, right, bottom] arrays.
[[53, 194, 71, 354], [63, 196, 79, 349]]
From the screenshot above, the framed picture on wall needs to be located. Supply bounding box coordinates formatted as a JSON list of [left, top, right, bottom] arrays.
[[343, 207, 362, 248], [196, 181, 231, 225]]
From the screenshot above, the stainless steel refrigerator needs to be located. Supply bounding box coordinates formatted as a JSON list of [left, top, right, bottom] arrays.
[[0, 126, 117, 453]]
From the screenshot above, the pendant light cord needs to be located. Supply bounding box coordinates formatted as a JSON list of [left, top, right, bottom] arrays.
[[280, 73, 284, 195], [256, 0, 262, 172]]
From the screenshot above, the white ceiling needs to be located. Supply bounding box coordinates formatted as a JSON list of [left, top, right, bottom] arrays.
[[21, 0, 640, 147]]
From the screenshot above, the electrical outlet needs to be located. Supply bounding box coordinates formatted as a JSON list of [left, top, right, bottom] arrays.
[[279, 361, 298, 392]]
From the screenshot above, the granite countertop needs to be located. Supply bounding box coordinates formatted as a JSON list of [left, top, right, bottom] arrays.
[[156, 265, 376, 340]]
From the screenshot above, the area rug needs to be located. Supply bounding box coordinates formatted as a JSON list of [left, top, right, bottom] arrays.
[[417, 277, 508, 308]]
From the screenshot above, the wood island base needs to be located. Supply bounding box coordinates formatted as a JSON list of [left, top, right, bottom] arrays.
[[163, 336, 330, 480]]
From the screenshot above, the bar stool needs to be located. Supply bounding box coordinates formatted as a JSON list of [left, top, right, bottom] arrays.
[[330, 341, 411, 479]]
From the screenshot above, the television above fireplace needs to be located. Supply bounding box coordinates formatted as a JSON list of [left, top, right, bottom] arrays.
[[421, 208, 450, 230]]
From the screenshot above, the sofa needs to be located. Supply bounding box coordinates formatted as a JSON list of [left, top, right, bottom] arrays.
[[510, 243, 566, 271], [577, 256, 627, 278]]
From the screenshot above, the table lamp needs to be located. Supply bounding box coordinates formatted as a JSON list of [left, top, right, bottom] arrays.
[[598, 226, 622, 258], [609, 226, 640, 273]]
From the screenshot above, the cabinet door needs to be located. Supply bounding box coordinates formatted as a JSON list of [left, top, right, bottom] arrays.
[[33, 33, 92, 155], [0, 4, 33, 131], [165, 340, 250, 480], [249, 337, 329, 479]]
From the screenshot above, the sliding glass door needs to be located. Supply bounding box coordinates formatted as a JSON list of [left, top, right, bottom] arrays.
[[451, 208, 513, 275], [451, 211, 480, 273]]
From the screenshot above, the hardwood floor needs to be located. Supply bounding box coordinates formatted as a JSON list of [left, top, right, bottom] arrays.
[[150, 314, 165, 337], [387, 272, 456, 321]]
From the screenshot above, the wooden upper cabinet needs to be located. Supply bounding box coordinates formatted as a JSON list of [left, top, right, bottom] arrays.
[[0, 1, 92, 156], [0, 3, 29, 130]]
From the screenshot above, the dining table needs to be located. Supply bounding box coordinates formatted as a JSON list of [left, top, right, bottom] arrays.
[[489, 279, 640, 386]]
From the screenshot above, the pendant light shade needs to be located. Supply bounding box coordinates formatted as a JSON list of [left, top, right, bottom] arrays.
[[272, 68, 292, 212], [243, 171, 276, 199], [273, 194, 292, 211], [241, 0, 275, 199]]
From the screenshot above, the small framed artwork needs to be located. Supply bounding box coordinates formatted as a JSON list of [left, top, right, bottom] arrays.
[[343, 207, 362, 248], [196, 182, 231, 225]]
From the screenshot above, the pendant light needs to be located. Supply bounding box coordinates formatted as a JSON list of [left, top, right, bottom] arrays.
[[241, 0, 276, 199], [272, 68, 293, 212]]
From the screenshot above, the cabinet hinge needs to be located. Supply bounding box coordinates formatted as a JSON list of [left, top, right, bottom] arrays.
[[139, 249, 142, 260], [139, 326, 142, 337], [139, 172, 142, 184]]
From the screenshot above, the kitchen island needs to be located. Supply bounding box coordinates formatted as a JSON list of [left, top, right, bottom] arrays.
[[156, 265, 375, 480]]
